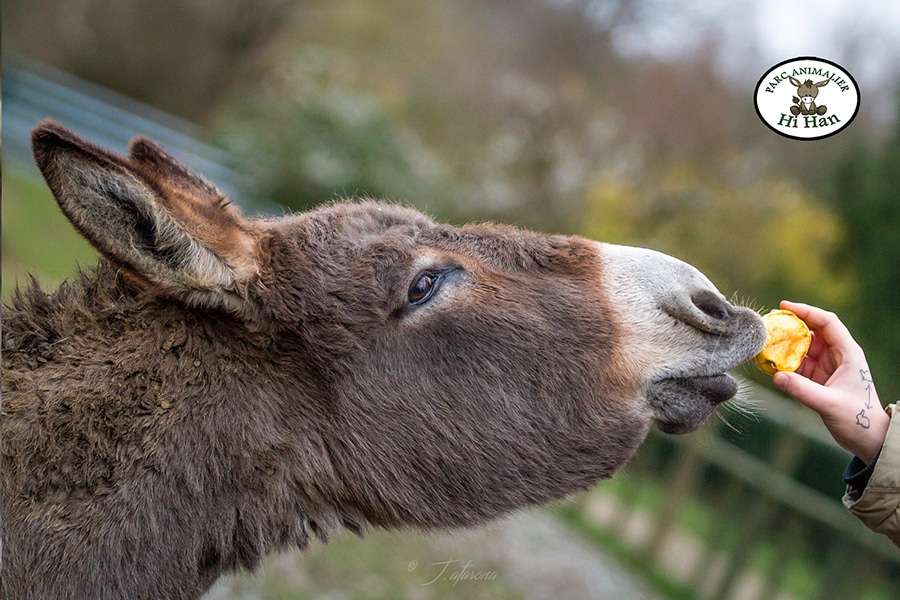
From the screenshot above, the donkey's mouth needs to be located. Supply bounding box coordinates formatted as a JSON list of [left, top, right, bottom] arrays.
[[647, 374, 737, 435]]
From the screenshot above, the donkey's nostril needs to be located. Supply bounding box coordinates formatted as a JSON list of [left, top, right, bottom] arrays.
[[691, 290, 732, 321]]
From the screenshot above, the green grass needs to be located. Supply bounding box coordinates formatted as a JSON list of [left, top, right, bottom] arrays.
[[210, 528, 521, 600], [2, 168, 98, 298]]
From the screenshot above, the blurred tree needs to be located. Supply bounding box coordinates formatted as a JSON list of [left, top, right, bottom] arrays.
[[829, 112, 900, 401], [3, 0, 297, 121], [211, 46, 451, 212], [209, 0, 640, 229], [582, 157, 855, 315]]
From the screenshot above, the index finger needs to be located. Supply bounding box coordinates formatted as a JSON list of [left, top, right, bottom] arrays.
[[778, 301, 857, 354]]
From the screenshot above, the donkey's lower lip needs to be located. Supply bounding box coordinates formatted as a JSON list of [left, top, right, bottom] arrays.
[[648, 374, 738, 434], [678, 373, 739, 402]]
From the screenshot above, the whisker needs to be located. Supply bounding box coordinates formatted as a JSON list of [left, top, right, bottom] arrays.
[[717, 378, 762, 435]]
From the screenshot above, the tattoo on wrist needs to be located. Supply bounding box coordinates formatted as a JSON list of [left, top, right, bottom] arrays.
[[856, 369, 874, 429]]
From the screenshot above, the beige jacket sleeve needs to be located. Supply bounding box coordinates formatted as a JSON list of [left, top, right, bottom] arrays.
[[843, 404, 900, 548]]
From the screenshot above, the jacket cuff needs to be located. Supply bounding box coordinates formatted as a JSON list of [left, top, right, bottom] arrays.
[[844, 404, 900, 511], [844, 453, 879, 493]]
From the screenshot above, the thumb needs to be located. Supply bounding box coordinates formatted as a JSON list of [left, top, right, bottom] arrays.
[[773, 371, 829, 413]]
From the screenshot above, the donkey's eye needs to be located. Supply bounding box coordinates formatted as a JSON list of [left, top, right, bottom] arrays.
[[408, 272, 441, 305]]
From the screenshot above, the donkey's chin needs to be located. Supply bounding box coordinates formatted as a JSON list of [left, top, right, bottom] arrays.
[[647, 373, 738, 434]]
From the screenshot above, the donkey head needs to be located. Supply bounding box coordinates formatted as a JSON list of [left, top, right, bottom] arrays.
[[31, 121, 766, 530], [789, 76, 829, 102]]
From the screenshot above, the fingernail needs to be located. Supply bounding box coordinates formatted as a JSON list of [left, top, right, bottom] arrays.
[[773, 372, 789, 388]]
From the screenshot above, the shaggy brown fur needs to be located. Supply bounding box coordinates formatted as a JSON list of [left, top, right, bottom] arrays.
[[1, 122, 766, 599]]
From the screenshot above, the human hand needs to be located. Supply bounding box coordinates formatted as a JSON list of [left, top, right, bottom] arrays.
[[771, 301, 890, 464]]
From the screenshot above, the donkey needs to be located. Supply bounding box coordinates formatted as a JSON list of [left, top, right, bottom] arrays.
[[1, 121, 766, 600], [789, 76, 829, 116]]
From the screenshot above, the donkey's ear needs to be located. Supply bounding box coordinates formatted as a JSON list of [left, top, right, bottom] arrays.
[[31, 120, 261, 316], [128, 135, 226, 202]]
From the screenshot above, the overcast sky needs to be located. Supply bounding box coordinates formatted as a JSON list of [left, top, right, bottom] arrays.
[[602, 0, 900, 122]]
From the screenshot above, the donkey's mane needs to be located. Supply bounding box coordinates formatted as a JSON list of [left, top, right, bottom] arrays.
[[3, 264, 139, 362]]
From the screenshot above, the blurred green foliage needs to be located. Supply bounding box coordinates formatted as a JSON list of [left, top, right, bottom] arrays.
[[829, 119, 900, 401], [211, 47, 449, 213], [582, 161, 855, 312]]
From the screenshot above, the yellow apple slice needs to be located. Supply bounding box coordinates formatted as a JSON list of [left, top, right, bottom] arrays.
[[754, 309, 812, 375]]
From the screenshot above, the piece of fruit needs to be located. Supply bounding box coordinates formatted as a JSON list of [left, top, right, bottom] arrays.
[[754, 309, 812, 375]]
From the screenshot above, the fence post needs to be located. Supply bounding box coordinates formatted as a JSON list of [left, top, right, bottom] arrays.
[[615, 433, 661, 546], [688, 475, 747, 597], [709, 432, 806, 600], [644, 437, 704, 563], [755, 511, 806, 600]]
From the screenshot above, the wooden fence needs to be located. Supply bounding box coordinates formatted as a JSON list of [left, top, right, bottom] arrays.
[[569, 381, 899, 600]]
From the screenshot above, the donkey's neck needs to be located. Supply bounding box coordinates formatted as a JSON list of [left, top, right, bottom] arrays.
[[2, 262, 355, 589]]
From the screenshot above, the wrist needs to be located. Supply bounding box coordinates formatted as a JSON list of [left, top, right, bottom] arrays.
[[851, 409, 890, 464]]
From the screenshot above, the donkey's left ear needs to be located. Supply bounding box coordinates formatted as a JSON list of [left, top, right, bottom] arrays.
[[32, 120, 262, 318]]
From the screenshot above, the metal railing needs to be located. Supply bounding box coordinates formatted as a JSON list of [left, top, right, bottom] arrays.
[[3, 57, 254, 209]]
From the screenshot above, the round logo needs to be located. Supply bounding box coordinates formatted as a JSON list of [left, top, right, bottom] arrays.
[[754, 56, 860, 141]]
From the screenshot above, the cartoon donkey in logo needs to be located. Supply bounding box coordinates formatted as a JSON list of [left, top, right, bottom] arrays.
[[789, 77, 829, 116]]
